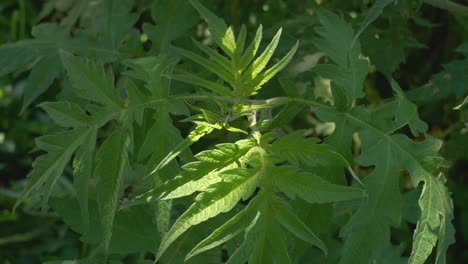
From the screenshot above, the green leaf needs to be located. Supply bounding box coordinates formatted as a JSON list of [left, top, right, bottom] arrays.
[[50, 197, 161, 255], [391, 80, 428, 136], [155, 167, 260, 261], [313, 61, 368, 105], [225, 214, 262, 264], [262, 102, 303, 130], [173, 46, 236, 85], [312, 93, 453, 264], [244, 41, 299, 95], [148, 123, 216, 176], [313, 10, 368, 105], [60, 51, 121, 107], [192, 38, 232, 72], [168, 72, 232, 96], [144, 0, 198, 53], [186, 195, 261, 260], [95, 127, 128, 259], [39, 101, 90, 127], [189, 0, 236, 57], [161, 140, 254, 200], [239, 25, 263, 71], [339, 131, 404, 264], [14, 128, 89, 211], [409, 176, 454, 264], [235, 25, 247, 58], [272, 166, 364, 204], [243, 28, 282, 81], [407, 57, 468, 104], [94, 0, 139, 51], [72, 127, 97, 237], [351, 0, 393, 50], [22, 55, 63, 112], [313, 10, 356, 68], [271, 196, 327, 255]]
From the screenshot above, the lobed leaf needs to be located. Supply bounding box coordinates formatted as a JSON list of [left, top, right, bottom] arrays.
[[272, 166, 365, 204], [95, 127, 128, 259], [40, 101, 90, 128]]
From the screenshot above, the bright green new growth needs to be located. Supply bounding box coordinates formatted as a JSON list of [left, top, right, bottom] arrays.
[[172, 0, 298, 98], [155, 132, 365, 262], [5, 0, 457, 263]]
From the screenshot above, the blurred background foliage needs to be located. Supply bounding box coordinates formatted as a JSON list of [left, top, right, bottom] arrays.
[[0, 0, 466, 263]]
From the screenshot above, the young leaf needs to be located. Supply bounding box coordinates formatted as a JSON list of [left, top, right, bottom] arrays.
[[168, 72, 232, 96], [161, 140, 254, 200], [147, 123, 216, 176], [192, 38, 232, 72], [173, 46, 236, 85], [243, 28, 282, 81], [243, 41, 299, 95], [186, 195, 261, 260], [155, 167, 260, 261], [189, 0, 236, 56], [239, 25, 263, 71]]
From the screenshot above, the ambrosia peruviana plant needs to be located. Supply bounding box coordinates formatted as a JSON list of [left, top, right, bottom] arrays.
[[1, 0, 461, 263]]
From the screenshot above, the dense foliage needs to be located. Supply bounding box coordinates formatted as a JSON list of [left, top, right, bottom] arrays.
[[0, 0, 467, 263]]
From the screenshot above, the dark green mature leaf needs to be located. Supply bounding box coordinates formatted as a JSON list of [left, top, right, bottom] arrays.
[[352, 0, 393, 48], [272, 166, 364, 204], [168, 72, 232, 95], [50, 197, 161, 255], [14, 128, 90, 210], [22, 55, 63, 112], [72, 127, 97, 237], [39, 101, 90, 127], [60, 51, 121, 107], [93, 0, 138, 51], [144, 0, 197, 53], [271, 196, 327, 255], [0, 23, 69, 110], [95, 127, 128, 259], [174, 46, 235, 85], [313, 10, 368, 106], [315, 95, 453, 264], [407, 57, 468, 104]]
